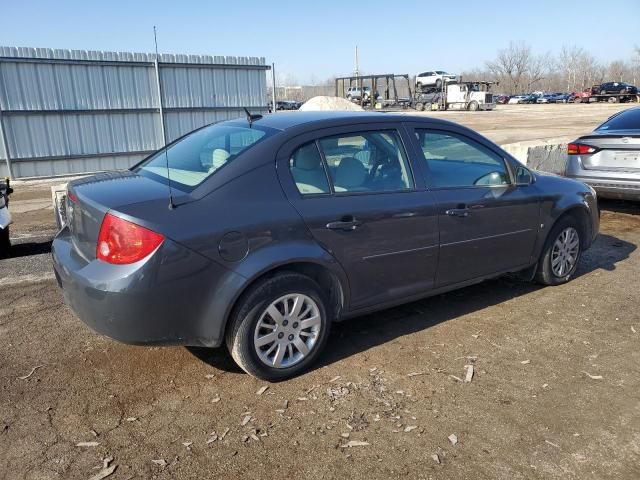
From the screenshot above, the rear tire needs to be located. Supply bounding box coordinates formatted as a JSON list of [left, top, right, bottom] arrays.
[[608, 96, 618, 103], [535, 216, 582, 286], [415, 102, 424, 111], [0, 227, 10, 259], [225, 272, 331, 381]]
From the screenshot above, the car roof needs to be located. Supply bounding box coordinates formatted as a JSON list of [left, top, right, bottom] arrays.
[[226, 111, 459, 132]]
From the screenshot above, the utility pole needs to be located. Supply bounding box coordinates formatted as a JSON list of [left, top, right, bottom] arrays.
[[354, 46, 360, 105], [271, 63, 277, 113]]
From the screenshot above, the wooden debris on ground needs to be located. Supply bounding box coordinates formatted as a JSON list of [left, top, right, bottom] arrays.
[[464, 365, 474, 383], [88, 457, 117, 480], [17, 365, 44, 380]]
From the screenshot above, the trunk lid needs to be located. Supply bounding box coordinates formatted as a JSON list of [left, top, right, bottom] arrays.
[[66, 171, 187, 260], [577, 131, 640, 172]]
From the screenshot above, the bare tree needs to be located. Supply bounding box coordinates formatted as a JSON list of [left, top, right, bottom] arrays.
[[486, 41, 532, 94], [608, 60, 628, 82], [525, 53, 550, 91]]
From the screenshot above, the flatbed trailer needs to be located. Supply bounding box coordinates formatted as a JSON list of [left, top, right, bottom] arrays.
[[589, 93, 639, 103]]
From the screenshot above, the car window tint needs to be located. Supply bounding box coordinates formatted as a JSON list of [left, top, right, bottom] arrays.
[[318, 131, 413, 193], [415, 130, 510, 188], [289, 142, 331, 195], [597, 108, 640, 130]]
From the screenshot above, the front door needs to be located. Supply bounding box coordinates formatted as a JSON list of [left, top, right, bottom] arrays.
[[278, 125, 439, 309], [410, 127, 540, 287]]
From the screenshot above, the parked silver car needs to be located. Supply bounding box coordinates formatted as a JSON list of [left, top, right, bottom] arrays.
[[566, 107, 640, 200]]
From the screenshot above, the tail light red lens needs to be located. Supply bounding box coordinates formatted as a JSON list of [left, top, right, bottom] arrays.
[[567, 143, 598, 155], [96, 213, 164, 264]]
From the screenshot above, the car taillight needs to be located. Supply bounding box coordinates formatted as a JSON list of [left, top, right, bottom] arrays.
[[567, 143, 598, 155], [96, 213, 164, 264]]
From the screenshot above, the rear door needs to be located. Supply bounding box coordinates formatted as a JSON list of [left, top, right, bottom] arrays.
[[406, 125, 540, 287], [277, 123, 439, 309]]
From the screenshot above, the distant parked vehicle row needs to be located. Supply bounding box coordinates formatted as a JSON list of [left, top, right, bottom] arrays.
[[268, 100, 302, 112]]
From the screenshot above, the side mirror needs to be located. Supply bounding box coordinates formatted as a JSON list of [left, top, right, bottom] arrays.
[[515, 166, 533, 186]]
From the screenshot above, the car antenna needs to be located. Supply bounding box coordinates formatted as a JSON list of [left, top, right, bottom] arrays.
[[244, 107, 262, 127], [154, 26, 175, 210]]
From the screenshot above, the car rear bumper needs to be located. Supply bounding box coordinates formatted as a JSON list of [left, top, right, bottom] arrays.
[[565, 156, 640, 200], [576, 180, 640, 200], [51, 226, 243, 347]]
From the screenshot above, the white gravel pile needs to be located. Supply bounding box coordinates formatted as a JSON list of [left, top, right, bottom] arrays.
[[299, 96, 364, 112]]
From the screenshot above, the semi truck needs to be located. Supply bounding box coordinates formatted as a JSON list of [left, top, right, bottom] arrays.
[[413, 81, 496, 111]]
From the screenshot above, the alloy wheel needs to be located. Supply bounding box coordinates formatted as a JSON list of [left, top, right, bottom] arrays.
[[551, 227, 580, 277], [253, 294, 322, 369]]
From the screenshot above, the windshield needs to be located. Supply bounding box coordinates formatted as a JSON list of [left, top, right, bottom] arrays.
[[134, 123, 272, 192], [597, 108, 640, 131]]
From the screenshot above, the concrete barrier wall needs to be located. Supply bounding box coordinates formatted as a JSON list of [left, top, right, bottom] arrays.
[[500, 139, 569, 176], [525, 144, 568, 175]]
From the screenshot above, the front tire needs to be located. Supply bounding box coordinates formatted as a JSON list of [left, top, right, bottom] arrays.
[[226, 273, 331, 381], [468, 101, 479, 111], [535, 217, 582, 285]]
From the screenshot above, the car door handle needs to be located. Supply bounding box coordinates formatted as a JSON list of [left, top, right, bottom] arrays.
[[326, 217, 362, 231], [445, 208, 470, 217]]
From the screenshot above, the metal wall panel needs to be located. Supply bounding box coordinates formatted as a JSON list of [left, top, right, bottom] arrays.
[[0, 46, 269, 178]]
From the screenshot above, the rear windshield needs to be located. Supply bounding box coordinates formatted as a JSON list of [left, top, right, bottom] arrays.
[[134, 123, 272, 192], [597, 108, 640, 131]]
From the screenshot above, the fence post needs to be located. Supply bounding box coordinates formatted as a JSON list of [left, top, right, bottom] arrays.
[[153, 55, 167, 146], [0, 105, 13, 179]]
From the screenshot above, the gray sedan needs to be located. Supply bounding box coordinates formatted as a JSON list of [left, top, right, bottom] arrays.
[[566, 107, 640, 200], [52, 112, 599, 381]]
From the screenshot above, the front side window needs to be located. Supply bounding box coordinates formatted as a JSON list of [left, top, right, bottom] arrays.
[[317, 131, 413, 193], [415, 130, 510, 188], [135, 124, 271, 192]]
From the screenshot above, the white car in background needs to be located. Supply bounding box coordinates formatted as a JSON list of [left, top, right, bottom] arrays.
[[415, 71, 458, 90], [0, 178, 12, 257], [508, 95, 526, 104]]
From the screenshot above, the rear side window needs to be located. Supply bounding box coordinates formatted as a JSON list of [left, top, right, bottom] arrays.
[[289, 142, 331, 195], [597, 109, 640, 131], [135, 124, 270, 192], [415, 130, 510, 188]]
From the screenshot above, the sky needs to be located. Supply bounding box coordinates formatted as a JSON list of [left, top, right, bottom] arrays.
[[2, 0, 639, 84]]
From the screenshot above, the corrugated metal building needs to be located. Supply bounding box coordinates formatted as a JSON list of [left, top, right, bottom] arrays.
[[0, 47, 269, 179]]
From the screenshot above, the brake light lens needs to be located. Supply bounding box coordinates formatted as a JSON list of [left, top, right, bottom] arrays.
[[96, 213, 164, 264], [568, 143, 598, 155]]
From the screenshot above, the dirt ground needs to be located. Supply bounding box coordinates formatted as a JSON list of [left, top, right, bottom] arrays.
[[1, 104, 640, 479]]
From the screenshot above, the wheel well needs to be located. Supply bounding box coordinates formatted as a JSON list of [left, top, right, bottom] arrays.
[[224, 262, 345, 337], [555, 206, 592, 248]]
